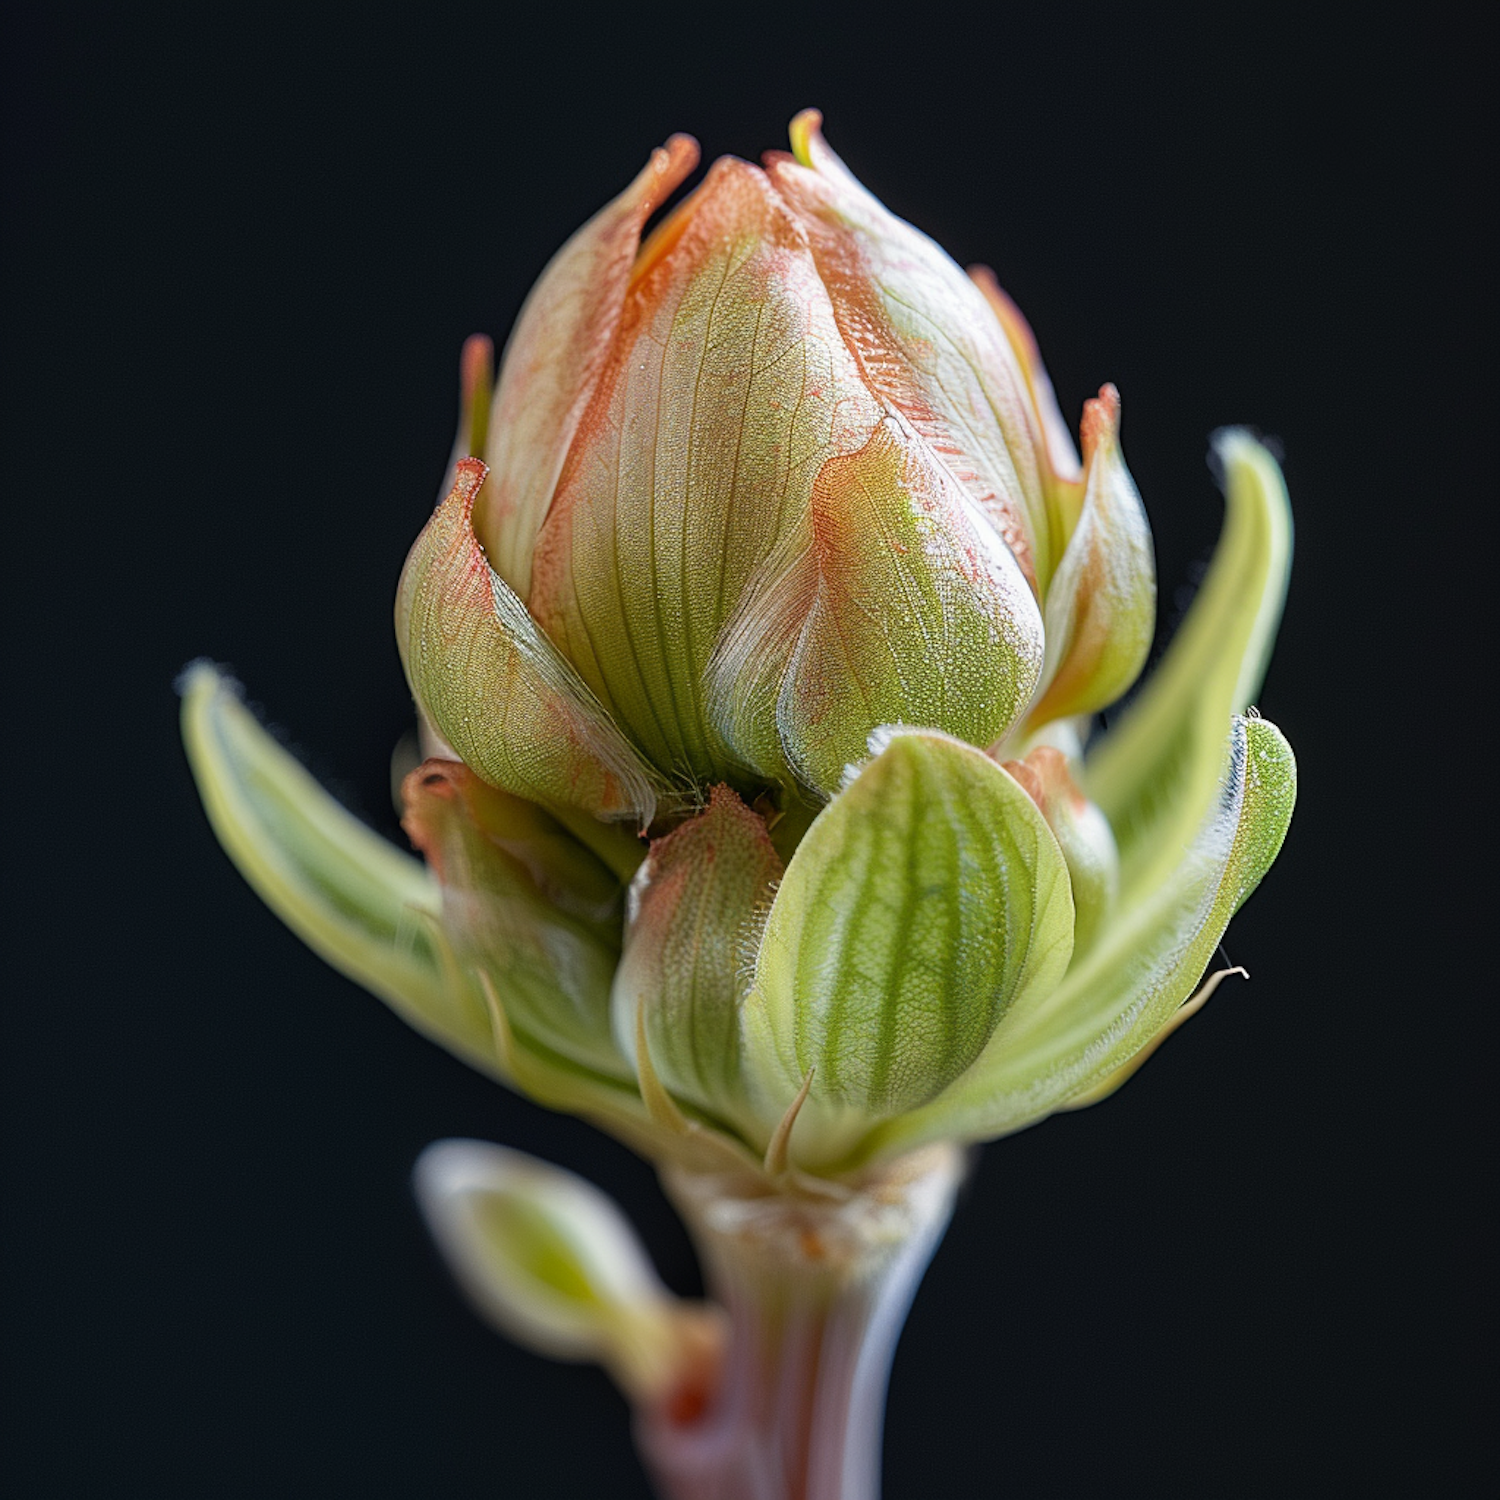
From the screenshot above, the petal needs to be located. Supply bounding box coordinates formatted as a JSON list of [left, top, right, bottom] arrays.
[[741, 730, 1074, 1159], [477, 135, 699, 596], [610, 786, 782, 1128], [527, 157, 880, 787], [1083, 430, 1292, 900], [395, 457, 660, 826], [178, 663, 497, 1076], [401, 759, 626, 1079], [877, 714, 1295, 1155], [708, 416, 1045, 797], [1026, 386, 1156, 727], [768, 111, 1055, 591], [415, 1139, 721, 1405], [435, 332, 495, 509]]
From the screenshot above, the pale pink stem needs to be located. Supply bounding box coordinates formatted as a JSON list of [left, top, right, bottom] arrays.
[[637, 1145, 964, 1500]]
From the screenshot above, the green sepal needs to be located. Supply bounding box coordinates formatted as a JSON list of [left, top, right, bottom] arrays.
[[400, 760, 628, 1081], [874, 714, 1295, 1158], [610, 786, 781, 1131], [1084, 430, 1292, 900], [178, 662, 497, 1077], [741, 730, 1075, 1161]]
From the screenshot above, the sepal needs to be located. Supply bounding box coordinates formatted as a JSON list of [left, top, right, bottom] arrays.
[[178, 663, 496, 1076], [1026, 386, 1155, 728], [611, 786, 782, 1129], [741, 729, 1074, 1165], [401, 759, 627, 1080], [1084, 430, 1292, 900], [876, 714, 1295, 1156]]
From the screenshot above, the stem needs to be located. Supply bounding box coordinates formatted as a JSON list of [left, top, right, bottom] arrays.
[[636, 1144, 964, 1500]]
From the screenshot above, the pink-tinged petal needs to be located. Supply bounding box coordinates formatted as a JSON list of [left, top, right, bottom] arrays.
[[767, 111, 1055, 592], [610, 785, 782, 1127], [527, 157, 880, 787], [968, 266, 1086, 552], [709, 415, 1045, 796], [1027, 386, 1156, 728], [401, 759, 627, 1078], [396, 458, 659, 825], [435, 333, 495, 511], [478, 135, 700, 596]]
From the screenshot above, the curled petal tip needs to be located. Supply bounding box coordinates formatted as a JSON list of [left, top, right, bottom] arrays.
[[788, 108, 825, 167], [651, 134, 701, 196], [1081, 384, 1121, 460]]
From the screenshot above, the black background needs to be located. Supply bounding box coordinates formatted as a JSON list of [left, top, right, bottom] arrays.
[[4, 4, 1492, 1495]]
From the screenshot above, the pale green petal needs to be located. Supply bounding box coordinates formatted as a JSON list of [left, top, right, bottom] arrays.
[[742, 731, 1074, 1160], [1084, 431, 1292, 899], [178, 662, 497, 1076], [877, 715, 1295, 1156], [415, 1139, 716, 1402]]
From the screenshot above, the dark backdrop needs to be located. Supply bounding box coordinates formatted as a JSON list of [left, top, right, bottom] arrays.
[[4, 4, 1491, 1495]]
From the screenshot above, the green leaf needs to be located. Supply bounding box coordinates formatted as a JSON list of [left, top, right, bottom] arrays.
[[1084, 430, 1292, 900], [741, 731, 1075, 1151], [877, 714, 1295, 1155], [415, 1139, 712, 1402], [178, 662, 497, 1076]]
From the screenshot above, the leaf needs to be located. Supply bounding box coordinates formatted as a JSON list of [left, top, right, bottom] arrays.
[[741, 730, 1074, 1155], [877, 714, 1295, 1156], [1084, 430, 1292, 900], [414, 1139, 718, 1403], [395, 458, 659, 826], [178, 663, 497, 1077]]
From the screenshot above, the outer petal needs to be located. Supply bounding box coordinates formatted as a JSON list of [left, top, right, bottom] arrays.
[[396, 458, 659, 826], [478, 135, 700, 595], [178, 664, 497, 1077], [708, 416, 1045, 798], [968, 266, 1084, 553], [741, 731, 1074, 1162], [1026, 386, 1156, 728], [527, 158, 879, 787], [767, 111, 1054, 591], [877, 714, 1295, 1156], [401, 759, 627, 1079], [610, 786, 782, 1129], [1084, 430, 1292, 900]]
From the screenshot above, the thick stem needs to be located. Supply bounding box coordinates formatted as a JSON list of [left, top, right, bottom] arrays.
[[637, 1144, 964, 1500]]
